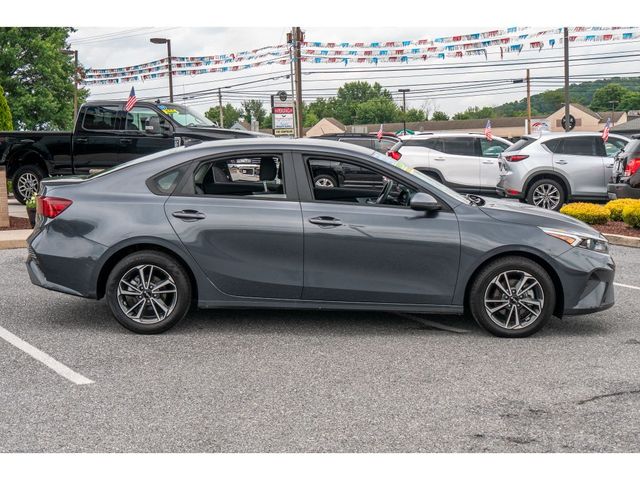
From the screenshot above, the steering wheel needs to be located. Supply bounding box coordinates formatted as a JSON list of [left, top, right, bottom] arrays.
[[376, 178, 394, 205]]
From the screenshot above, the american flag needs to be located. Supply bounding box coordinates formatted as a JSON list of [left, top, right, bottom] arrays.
[[376, 124, 383, 141], [484, 119, 493, 141], [602, 117, 611, 142], [124, 87, 137, 112]]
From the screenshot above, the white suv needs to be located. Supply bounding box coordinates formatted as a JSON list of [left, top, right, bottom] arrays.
[[389, 133, 513, 194], [496, 132, 629, 210]]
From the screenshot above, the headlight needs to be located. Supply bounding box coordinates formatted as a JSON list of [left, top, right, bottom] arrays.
[[540, 227, 609, 253]]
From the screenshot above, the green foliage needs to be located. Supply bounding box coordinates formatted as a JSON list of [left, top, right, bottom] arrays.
[[431, 111, 449, 121], [452, 106, 497, 120], [404, 108, 426, 122], [0, 27, 88, 130], [622, 204, 640, 228], [605, 198, 640, 221], [559, 203, 610, 225], [331, 82, 400, 125], [353, 96, 400, 124], [619, 91, 640, 111], [303, 111, 319, 128], [589, 83, 630, 111], [204, 103, 242, 129], [25, 193, 37, 209], [0, 85, 12, 130], [240, 100, 267, 125]]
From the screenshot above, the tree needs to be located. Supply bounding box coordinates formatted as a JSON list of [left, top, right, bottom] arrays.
[[307, 97, 336, 120], [303, 111, 319, 128], [589, 83, 631, 111], [619, 91, 640, 111], [431, 111, 449, 121], [353, 96, 401, 124], [333, 81, 398, 125], [0, 27, 88, 130], [453, 106, 496, 120], [0, 86, 12, 130], [204, 103, 242, 128], [240, 100, 267, 125], [404, 108, 427, 122]]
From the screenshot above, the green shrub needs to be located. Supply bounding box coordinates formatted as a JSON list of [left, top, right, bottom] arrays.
[[0, 85, 12, 131], [622, 204, 640, 228], [605, 198, 640, 221], [25, 193, 37, 210], [559, 202, 610, 225]]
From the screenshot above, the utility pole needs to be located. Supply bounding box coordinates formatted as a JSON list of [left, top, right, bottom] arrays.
[[609, 100, 619, 127], [292, 27, 304, 138], [526, 69, 532, 134], [563, 27, 570, 132], [398, 89, 410, 134], [61, 49, 79, 120], [150, 38, 174, 102], [218, 88, 224, 127]]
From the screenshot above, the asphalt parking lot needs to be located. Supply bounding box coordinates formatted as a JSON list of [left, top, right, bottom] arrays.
[[0, 246, 638, 453]]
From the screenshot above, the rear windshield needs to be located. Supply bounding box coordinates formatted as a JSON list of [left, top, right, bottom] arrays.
[[504, 137, 536, 153], [623, 139, 640, 154]]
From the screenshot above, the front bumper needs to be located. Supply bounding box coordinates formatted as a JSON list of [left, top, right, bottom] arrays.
[[607, 182, 640, 200]]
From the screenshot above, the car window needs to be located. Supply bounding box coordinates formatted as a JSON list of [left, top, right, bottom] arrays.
[[442, 137, 476, 156], [605, 137, 627, 157], [82, 105, 119, 131], [376, 138, 397, 153], [193, 154, 285, 198], [480, 139, 509, 158], [504, 137, 536, 152], [559, 137, 598, 156], [543, 138, 562, 153], [125, 106, 163, 134], [401, 138, 445, 152]]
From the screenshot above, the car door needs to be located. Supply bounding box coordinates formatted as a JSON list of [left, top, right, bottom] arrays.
[[439, 136, 481, 193], [294, 152, 461, 305], [71, 104, 123, 174], [164, 150, 304, 299], [478, 138, 510, 193], [119, 106, 175, 163], [552, 136, 604, 196]]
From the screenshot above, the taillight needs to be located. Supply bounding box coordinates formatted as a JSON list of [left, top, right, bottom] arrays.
[[624, 158, 640, 176], [36, 196, 73, 219], [505, 154, 529, 162], [387, 150, 402, 161]]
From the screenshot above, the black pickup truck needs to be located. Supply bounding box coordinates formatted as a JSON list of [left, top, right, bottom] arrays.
[[0, 100, 268, 203]]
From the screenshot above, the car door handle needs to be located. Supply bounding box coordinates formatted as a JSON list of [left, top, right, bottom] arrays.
[[606, 164, 614, 168], [172, 210, 206, 221], [482, 160, 494, 164], [309, 216, 342, 227], [555, 159, 568, 165], [120, 138, 133, 144], [434, 157, 446, 161], [74, 137, 88, 144]]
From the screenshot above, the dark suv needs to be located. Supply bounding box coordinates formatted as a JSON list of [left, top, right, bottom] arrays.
[[608, 137, 640, 199]]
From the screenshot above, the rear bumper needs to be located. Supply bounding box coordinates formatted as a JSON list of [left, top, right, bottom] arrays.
[[607, 182, 640, 200]]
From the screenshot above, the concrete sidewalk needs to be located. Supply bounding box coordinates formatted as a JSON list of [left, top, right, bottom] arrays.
[[0, 229, 31, 249]]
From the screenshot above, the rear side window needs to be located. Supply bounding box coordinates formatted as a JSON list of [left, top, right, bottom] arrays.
[[505, 137, 536, 153], [543, 138, 562, 153], [376, 138, 397, 153], [82, 105, 119, 131], [442, 137, 476, 156], [560, 137, 598, 156], [604, 137, 627, 157]]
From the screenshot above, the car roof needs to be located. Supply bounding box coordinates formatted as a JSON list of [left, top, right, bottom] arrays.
[[401, 132, 512, 143], [177, 137, 383, 155], [522, 131, 628, 141]]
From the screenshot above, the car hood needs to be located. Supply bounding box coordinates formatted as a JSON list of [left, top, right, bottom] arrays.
[[479, 197, 602, 237]]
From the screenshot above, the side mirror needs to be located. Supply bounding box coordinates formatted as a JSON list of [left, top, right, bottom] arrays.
[[410, 192, 441, 212]]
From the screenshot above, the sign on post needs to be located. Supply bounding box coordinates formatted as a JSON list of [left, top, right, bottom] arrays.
[[271, 91, 295, 137]]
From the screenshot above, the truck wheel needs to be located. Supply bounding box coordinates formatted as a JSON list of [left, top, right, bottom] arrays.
[[13, 165, 45, 204]]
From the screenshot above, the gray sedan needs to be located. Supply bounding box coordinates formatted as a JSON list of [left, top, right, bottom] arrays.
[[26, 138, 615, 337]]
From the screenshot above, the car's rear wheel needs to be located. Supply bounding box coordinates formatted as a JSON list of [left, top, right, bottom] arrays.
[[526, 178, 565, 211], [106, 251, 192, 334], [469, 256, 555, 338], [13, 165, 45, 204], [314, 174, 338, 188]]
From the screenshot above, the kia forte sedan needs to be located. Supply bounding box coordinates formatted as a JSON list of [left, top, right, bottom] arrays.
[[26, 139, 615, 337]]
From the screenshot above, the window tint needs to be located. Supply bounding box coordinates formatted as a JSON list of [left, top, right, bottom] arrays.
[[402, 138, 445, 152], [194, 155, 285, 197], [125, 106, 162, 133], [505, 137, 536, 152], [605, 137, 627, 157], [480, 139, 509, 157], [561, 137, 597, 156], [148, 168, 182, 195], [339, 138, 373, 149], [443, 137, 476, 156], [82, 105, 119, 131], [543, 138, 562, 153]]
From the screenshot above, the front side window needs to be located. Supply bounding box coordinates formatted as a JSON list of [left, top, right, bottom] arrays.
[[560, 137, 598, 156], [82, 105, 119, 131], [124, 107, 163, 134], [193, 154, 285, 197], [480, 138, 509, 158], [604, 137, 627, 157], [443, 137, 476, 156]]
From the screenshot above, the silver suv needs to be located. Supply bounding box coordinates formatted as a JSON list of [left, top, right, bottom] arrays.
[[391, 133, 513, 194], [496, 132, 628, 210]]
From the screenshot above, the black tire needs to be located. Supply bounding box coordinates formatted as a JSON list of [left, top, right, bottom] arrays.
[[105, 251, 192, 334], [313, 173, 338, 188], [469, 256, 556, 338], [525, 178, 566, 211], [12, 164, 46, 204]]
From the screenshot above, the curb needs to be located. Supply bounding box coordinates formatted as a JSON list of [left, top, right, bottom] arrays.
[[602, 233, 640, 248], [0, 229, 31, 250]]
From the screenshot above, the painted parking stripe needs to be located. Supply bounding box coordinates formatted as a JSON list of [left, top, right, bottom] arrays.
[[0, 325, 93, 385], [614, 282, 640, 291]]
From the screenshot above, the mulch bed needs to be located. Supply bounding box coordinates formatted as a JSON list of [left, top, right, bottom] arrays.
[[0, 216, 32, 231], [594, 221, 640, 238]]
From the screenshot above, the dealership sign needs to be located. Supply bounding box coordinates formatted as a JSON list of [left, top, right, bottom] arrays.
[[271, 91, 295, 137]]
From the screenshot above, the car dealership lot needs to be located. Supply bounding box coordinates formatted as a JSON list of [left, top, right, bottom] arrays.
[[0, 246, 639, 453]]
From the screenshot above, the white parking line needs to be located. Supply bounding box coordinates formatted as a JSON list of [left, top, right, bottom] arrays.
[[0, 325, 93, 385], [614, 282, 640, 291]]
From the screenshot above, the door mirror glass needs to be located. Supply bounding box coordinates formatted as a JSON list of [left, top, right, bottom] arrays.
[[410, 192, 441, 212]]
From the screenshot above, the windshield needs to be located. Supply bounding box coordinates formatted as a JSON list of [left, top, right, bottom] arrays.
[[372, 151, 471, 205], [156, 103, 215, 127]]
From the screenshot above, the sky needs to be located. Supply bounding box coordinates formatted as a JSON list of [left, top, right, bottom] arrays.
[[68, 27, 640, 118]]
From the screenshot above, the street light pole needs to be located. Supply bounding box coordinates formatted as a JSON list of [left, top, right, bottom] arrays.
[[399, 88, 410, 134], [150, 38, 173, 102], [61, 49, 79, 120]]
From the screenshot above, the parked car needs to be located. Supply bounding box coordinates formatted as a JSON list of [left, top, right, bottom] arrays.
[[496, 132, 629, 210], [388, 133, 513, 195], [608, 137, 640, 199], [0, 100, 269, 203], [27, 139, 614, 338], [318, 133, 399, 153]]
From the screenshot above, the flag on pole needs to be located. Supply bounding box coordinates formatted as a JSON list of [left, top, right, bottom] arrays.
[[124, 87, 137, 112], [376, 124, 383, 141], [602, 117, 611, 142], [484, 119, 493, 141]]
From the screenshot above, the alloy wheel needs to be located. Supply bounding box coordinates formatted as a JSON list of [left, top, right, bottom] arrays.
[[117, 264, 178, 324], [17, 173, 39, 200], [315, 177, 335, 188], [532, 183, 560, 210], [483, 270, 544, 330]]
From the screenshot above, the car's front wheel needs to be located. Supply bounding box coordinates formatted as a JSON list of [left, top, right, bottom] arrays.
[[106, 251, 192, 334], [469, 256, 556, 338]]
